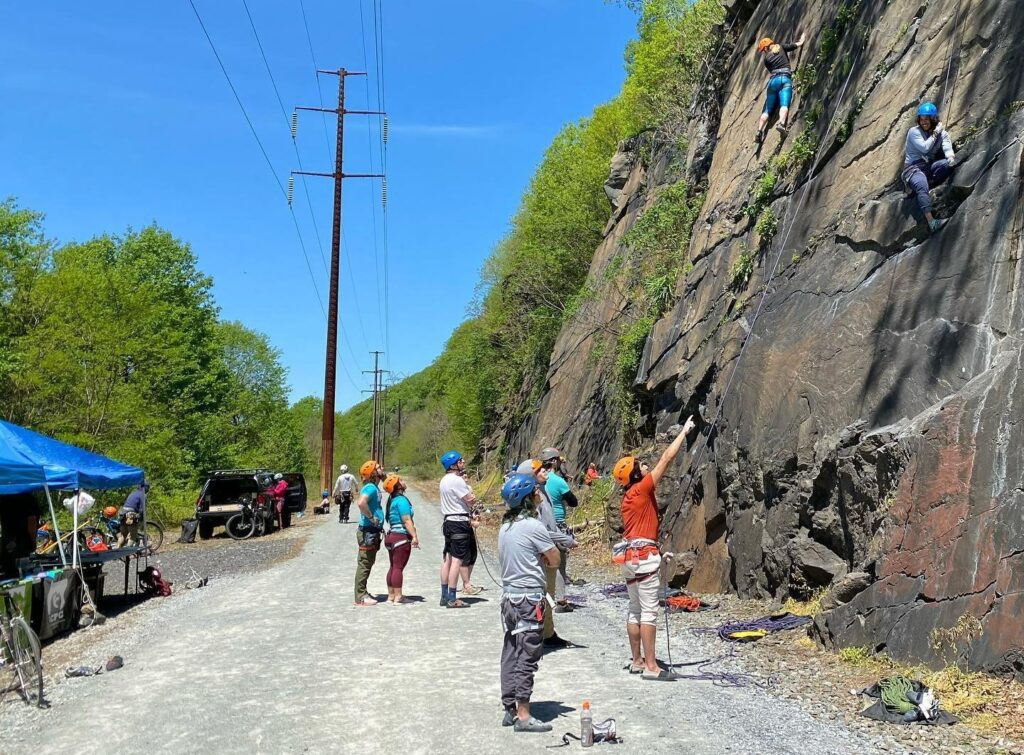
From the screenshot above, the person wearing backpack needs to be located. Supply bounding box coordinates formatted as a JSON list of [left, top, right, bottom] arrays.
[[382, 474, 419, 604]]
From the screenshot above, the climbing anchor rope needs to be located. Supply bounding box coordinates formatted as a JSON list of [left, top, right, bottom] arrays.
[[660, 18, 876, 673]]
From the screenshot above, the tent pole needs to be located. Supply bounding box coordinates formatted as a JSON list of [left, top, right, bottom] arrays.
[[72, 488, 80, 570], [43, 484, 67, 568]]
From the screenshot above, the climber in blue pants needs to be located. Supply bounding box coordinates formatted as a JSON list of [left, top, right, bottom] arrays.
[[902, 102, 956, 233], [755, 33, 805, 144]]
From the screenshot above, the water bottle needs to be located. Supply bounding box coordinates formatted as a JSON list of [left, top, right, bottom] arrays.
[[581, 700, 593, 747]]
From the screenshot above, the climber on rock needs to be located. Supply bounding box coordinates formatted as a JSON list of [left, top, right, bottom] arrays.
[[755, 33, 805, 144], [902, 102, 956, 234]]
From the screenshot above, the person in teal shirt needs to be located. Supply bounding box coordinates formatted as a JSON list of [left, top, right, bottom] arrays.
[[383, 474, 419, 604], [544, 471, 572, 523], [354, 460, 385, 606], [540, 448, 579, 613]]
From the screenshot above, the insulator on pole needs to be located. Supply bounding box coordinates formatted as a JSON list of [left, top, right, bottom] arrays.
[[381, 176, 388, 209], [382, 115, 389, 144], [287, 175, 295, 206], [290, 111, 298, 139]]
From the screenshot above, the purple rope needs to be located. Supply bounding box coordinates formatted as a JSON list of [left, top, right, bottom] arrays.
[[669, 647, 774, 688], [693, 613, 812, 642]]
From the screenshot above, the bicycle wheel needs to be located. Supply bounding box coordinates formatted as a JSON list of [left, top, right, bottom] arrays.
[[225, 513, 256, 541], [7, 617, 42, 706], [141, 522, 164, 554]]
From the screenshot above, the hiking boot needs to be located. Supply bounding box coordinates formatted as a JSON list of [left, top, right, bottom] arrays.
[[502, 708, 516, 727], [513, 717, 552, 733]]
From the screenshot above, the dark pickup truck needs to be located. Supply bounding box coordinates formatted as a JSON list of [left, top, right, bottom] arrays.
[[194, 469, 307, 539]]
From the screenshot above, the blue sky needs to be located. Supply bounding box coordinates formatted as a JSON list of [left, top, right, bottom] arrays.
[[1, 1, 636, 409]]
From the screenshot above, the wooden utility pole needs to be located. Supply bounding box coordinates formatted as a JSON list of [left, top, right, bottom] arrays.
[[363, 351, 386, 461], [292, 69, 384, 493]]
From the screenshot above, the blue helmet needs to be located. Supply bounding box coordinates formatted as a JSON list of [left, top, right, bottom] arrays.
[[440, 451, 462, 471], [501, 473, 537, 509], [917, 102, 938, 118]]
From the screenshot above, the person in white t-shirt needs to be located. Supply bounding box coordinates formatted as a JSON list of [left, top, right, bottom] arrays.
[[438, 450, 478, 608], [333, 464, 358, 523]]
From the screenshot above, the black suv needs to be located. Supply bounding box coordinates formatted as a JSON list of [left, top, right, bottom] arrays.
[[194, 469, 307, 539]]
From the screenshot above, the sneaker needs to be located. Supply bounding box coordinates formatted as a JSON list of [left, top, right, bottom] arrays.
[[513, 717, 552, 733], [502, 709, 516, 727], [462, 585, 484, 596], [354, 595, 378, 606], [553, 603, 574, 614]]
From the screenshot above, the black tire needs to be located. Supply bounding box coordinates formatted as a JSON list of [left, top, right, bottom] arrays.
[[198, 519, 214, 540], [225, 513, 256, 541], [141, 521, 165, 554], [7, 617, 43, 706]]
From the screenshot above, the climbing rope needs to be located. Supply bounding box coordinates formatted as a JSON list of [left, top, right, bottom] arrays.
[[693, 613, 812, 642], [879, 675, 917, 715], [938, 0, 965, 118], [660, 25, 874, 671]]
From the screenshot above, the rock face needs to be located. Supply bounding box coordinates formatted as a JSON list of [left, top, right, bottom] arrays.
[[507, 0, 1024, 671]]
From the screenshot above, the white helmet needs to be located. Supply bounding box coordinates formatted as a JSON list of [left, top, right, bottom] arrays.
[[274, 473, 283, 481], [340, 464, 348, 473]]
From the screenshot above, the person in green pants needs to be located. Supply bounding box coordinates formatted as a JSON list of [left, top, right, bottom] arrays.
[[354, 459, 385, 606]]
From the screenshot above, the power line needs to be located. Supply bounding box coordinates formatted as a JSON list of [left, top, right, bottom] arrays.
[[187, 0, 366, 394], [375, 0, 392, 364], [296, 0, 336, 165], [358, 0, 387, 350], [241, 0, 329, 276], [187, 0, 324, 308]]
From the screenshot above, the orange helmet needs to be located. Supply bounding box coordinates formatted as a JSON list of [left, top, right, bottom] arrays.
[[359, 460, 379, 481], [103, 506, 118, 518], [382, 474, 401, 494], [613, 456, 638, 486], [757, 37, 774, 53]]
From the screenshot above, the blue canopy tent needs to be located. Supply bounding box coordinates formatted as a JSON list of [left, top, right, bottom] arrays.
[[0, 420, 145, 567]]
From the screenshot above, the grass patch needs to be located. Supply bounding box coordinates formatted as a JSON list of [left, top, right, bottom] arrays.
[[755, 206, 778, 248], [782, 587, 827, 617], [730, 246, 755, 291]]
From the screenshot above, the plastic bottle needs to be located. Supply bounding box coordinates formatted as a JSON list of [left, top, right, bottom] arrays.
[[581, 700, 593, 747]]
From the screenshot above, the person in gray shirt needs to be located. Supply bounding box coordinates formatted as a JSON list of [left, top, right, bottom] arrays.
[[516, 459, 577, 647], [903, 101, 956, 233], [498, 473, 560, 734]]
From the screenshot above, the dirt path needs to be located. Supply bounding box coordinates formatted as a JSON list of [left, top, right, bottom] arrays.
[[1, 489, 905, 754]]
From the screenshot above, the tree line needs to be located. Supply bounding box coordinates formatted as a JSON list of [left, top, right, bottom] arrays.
[[0, 199, 314, 522]]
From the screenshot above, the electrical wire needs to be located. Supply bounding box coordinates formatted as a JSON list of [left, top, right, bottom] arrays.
[[297, 0, 336, 165], [187, 0, 325, 316], [239, 0, 367, 392]]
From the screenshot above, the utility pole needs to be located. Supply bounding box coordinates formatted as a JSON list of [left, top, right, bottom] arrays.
[[362, 351, 386, 461], [396, 398, 402, 436], [291, 69, 385, 493]]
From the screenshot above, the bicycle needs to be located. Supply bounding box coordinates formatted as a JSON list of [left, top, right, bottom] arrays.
[[224, 498, 268, 541], [0, 582, 43, 707], [82, 513, 165, 555]]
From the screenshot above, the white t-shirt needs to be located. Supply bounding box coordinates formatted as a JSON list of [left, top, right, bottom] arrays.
[[334, 473, 358, 495], [439, 472, 473, 518]]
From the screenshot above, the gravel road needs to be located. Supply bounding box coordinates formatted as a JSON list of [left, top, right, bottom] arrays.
[[0, 489, 910, 754]]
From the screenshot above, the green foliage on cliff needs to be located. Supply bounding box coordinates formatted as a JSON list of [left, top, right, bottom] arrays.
[[332, 0, 725, 466], [0, 199, 309, 523]]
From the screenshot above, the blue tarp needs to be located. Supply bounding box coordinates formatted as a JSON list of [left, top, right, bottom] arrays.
[[0, 420, 144, 495]]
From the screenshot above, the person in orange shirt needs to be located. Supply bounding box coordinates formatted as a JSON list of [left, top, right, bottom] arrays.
[[584, 463, 599, 486], [611, 415, 696, 681]]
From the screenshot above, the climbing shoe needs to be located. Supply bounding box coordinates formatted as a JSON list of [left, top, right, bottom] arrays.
[[775, 122, 789, 136], [502, 708, 516, 727], [513, 717, 553, 733], [754, 129, 764, 145], [929, 218, 944, 234]]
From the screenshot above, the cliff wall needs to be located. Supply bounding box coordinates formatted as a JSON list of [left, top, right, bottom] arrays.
[[509, 0, 1024, 674]]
